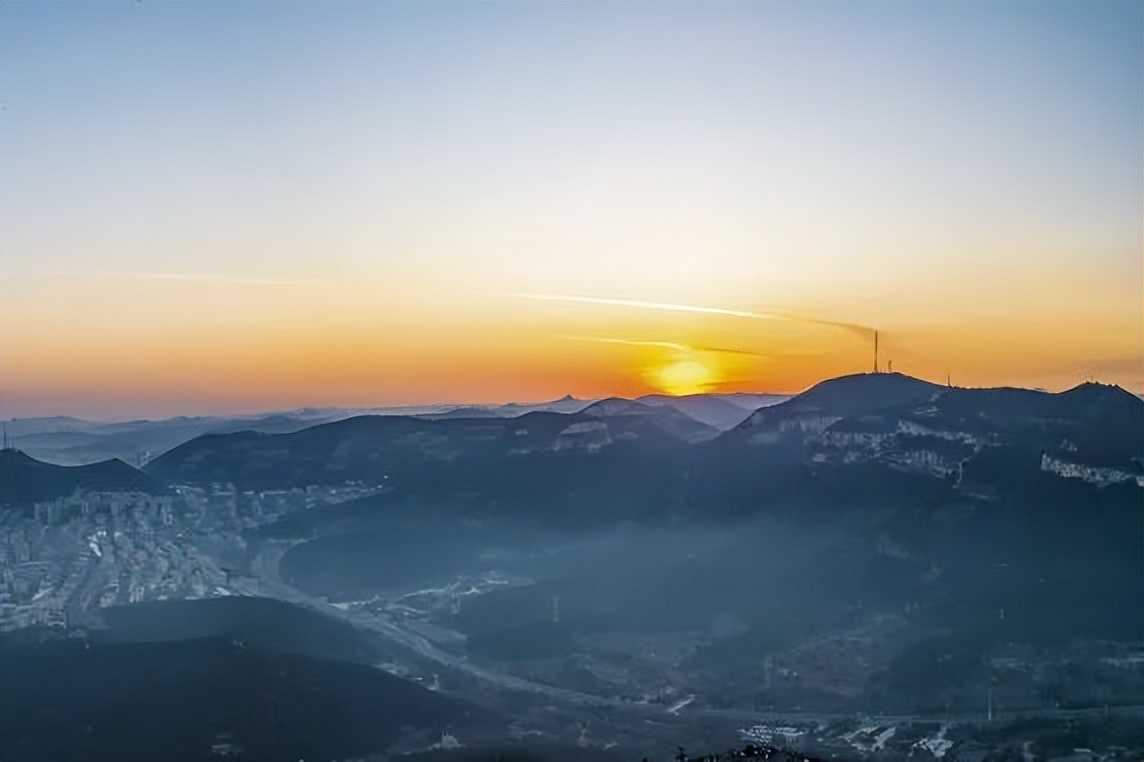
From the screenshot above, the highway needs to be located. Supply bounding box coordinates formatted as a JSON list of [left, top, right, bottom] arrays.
[[244, 538, 1144, 734], [247, 539, 629, 709]]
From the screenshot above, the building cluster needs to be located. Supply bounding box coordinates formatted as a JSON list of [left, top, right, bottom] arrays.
[[0, 481, 383, 631]]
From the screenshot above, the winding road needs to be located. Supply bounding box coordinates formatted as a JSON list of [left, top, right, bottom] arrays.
[[243, 538, 1144, 737], [247, 539, 626, 708]]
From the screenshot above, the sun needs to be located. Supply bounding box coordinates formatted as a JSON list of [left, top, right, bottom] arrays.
[[653, 358, 717, 396]]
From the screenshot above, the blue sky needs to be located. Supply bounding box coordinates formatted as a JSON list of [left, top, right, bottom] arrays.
[[1, 1, 1141, 417]]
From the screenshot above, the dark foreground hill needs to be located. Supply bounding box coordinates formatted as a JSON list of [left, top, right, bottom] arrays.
[[0, 448, 163, 507], [89, 595, 392, 665], [0, 631, 491, 762]]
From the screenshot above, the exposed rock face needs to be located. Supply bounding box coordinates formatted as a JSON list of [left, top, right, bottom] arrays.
[[554, 421, 612, 453], [1041, 453, 1144, 487], [722, 373, 1142, 488]]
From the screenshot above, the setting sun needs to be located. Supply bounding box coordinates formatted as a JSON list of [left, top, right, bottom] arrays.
[[652, 358, 718, 396]]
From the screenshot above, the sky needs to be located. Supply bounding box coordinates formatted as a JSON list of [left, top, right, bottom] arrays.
[[1, 1, 1141, 419]]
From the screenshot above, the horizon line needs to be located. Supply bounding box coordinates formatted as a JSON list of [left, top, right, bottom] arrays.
[[1, 370, 1135, 424]]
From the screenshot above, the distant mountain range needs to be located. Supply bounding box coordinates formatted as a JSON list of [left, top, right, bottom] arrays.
[[5, 373, 1138, 512], [1, 392, 786, 467], [138, 372, 1142, 495], [638, 391, 784, 429]]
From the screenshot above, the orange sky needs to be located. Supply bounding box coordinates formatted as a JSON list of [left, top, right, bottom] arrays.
[[2, 269, 1139, 419]]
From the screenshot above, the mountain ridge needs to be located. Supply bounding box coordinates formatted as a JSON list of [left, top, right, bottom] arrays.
[[0, 448, 164, 507]]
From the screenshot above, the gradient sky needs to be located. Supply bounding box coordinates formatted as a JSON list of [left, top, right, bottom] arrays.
[[1, 1, 1141, 419]]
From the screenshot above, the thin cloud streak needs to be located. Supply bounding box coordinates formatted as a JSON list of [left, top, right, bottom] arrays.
[[560, 335, 769, 358], [512, 292, 778, 320], [128, 273, 325, 287], [514, 292, 877, 337], [560, 335, 693, 352]]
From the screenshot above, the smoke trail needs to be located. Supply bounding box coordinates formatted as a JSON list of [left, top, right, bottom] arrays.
[[791, 315, 876, 338]]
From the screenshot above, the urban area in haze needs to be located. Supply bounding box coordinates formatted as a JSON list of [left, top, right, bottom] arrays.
[[0, 3, 1141, 761]]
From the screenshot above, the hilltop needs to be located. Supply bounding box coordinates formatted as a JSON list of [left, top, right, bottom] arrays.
[[0, 449, 164, 508]]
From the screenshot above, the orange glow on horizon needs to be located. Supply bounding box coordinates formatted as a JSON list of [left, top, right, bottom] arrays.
[[4, 299, 1139, 420], [1, 271, 1140, 419]]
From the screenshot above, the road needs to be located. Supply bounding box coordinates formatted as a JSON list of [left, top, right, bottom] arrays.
[[246, 539, 628, 708], [244, 538, 1144, 734]]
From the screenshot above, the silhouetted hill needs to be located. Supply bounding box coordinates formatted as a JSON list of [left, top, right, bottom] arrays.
[[905, 381, 1143, 470], [638, 392, 772, 430], [719, 373, 1142, 473], [1, 411, 356, 467], [145, 410, 690, 492], [0, 633, 490, 762], [0, 449, 163, 507], [421, 405, 503, 419], [730, 372, 946, 437], [582, 397, 720, 442]]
